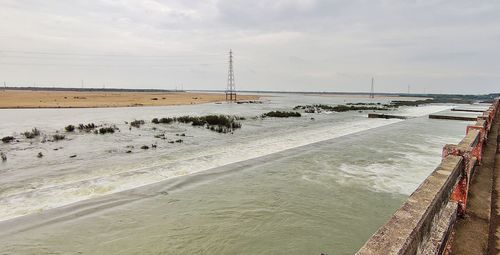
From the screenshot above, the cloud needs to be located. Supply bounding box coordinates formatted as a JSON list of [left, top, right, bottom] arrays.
[[0, 0, 499, 93]]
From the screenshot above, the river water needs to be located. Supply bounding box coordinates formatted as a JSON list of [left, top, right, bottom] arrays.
[[0, 93, 483, 254]]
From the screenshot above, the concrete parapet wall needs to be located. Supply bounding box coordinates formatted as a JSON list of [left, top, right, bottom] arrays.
[[357, 99, 500, 255]]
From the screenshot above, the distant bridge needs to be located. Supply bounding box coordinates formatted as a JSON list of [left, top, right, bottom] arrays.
[[356, 99, 500, 254]]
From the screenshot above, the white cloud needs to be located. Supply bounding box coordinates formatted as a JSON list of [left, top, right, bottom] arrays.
[[0, 0, 499, 93]]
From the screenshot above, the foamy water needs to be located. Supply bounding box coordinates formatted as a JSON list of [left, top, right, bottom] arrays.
[[0, 100, 453, 222], [0, 94, 476, 255]]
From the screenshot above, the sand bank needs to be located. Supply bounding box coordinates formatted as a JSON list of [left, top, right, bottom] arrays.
[[0, 90, 259, 108]]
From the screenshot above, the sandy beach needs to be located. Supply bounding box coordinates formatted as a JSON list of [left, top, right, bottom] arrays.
[[0, 90, 259, 108]]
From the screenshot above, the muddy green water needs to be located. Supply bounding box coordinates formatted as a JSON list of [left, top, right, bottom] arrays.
[[0, 115, 469, 254]]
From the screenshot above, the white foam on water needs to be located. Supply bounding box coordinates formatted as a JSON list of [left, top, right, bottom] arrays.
[[337, 152, 441, 196], [0, 118, 401, 222], [335, 130, 461, 196], [397, 105, 452, 117], [0, 105, 450, 222]]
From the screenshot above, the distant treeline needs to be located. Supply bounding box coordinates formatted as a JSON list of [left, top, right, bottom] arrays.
[[397, 93, 500, 104], [190, 89, 500, 99], [3, 87, 182, 93]]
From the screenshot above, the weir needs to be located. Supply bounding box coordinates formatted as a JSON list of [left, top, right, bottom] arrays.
[[356, 98, 500, 255]]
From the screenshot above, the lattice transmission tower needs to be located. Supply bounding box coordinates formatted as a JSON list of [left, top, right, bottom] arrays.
[[369, 77, 375, 99], [225, 49, 236, 102]]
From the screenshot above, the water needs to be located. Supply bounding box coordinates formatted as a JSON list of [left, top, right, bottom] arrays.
[[0, 93, 477, 254]]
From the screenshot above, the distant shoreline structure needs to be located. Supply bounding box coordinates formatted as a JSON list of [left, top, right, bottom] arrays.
[[2, 86, 498, 98], [190, 89, 500, 98], [2, 86, 183, 93]]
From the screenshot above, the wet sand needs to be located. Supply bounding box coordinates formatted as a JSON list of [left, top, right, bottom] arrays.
[[0, 90, 259, 108]]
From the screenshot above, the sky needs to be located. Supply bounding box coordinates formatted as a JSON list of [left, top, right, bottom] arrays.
[[0, 0, 499, 94]]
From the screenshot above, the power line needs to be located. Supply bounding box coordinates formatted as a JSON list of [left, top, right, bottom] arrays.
[[0, 62, 226, 68], [0, 55, 227, 62], [0, 50, 224, 59]]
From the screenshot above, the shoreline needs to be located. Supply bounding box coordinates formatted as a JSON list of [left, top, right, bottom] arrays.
[[0, 90, 260, 109]]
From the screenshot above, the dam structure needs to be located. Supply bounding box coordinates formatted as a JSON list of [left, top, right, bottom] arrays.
[[357, 98, 500, 254]]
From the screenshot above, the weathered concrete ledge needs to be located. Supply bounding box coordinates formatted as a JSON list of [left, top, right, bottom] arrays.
[[429, 115, 478, 121], [357, 99, 500, 255], [368, 113, 408, 119], [451, 108, 486, 113]]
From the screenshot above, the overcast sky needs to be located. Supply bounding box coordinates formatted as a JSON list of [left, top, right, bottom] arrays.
[[0, 0, 499, 94]]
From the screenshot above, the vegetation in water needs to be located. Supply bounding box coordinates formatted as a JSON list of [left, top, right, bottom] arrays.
[[2, 136, 15, 143], [160, 118, 174, 124], [52, 134, 65, 141], [154, 133, 166, 139], [389, 99, 435, 107], [236, 100, 263, 104], [152, 117, 175, 124], [65, 125, 75, 132], [98, 126, 118, 134], [397, 93, 499, 104], [294, 104, 391, 113], [23, 128, 41, 139], [151, 115, 242, 133], [262, 111, 301, 118], [387, 96, 480, 107], [78, 123, 96, 132], [130, 120, 145, 128]]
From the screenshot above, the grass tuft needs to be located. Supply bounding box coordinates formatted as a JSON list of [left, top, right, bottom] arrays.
[[130, 120, 145, 128], [23, 128, 41, 139], [2, 136, 15, 143], [52, 134, 65, 141], [78, 123, 96, 132], [65, 125, 75, 132], [98, 126, 118, 134]]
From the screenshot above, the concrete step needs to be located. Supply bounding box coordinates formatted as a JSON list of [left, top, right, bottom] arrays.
[[429, 115, 477, 121]]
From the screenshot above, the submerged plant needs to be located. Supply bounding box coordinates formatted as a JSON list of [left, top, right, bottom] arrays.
[[52, 134, 65, 141], [130, 120, 145, 128], [23, 128, 41, 139], [262, 111, 301, 118], [159, 118, 174, 124], [78, 123, 96, 132], [1, 136, 15, 143], [99, 126, 116, 134], [151, 115, 241, 133], [293, 104, 392, 113], [65, 125, 75, 132]]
